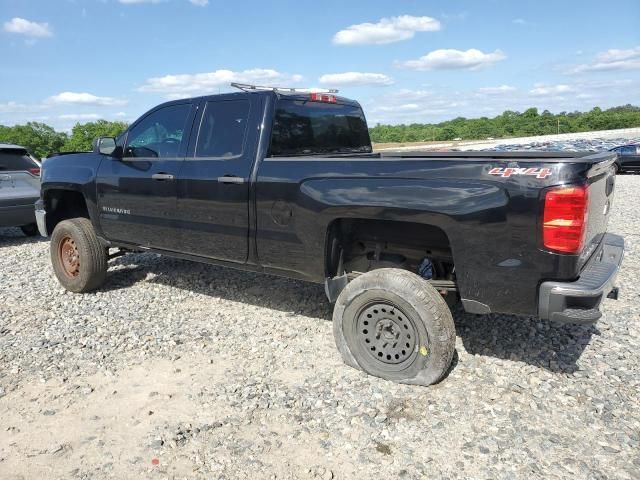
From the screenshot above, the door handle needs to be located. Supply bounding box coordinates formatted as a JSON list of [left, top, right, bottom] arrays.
[[217, 176, 245, 185], [152, 173, 174, 181]]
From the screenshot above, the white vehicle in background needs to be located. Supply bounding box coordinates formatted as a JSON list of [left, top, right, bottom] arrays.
[[0, 144, 41, 236]]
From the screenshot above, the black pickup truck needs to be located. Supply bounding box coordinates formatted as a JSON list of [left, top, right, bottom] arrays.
[[36, 87, 624, 386]]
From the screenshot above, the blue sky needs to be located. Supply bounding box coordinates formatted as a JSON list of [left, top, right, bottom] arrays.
[[1, 0, 639, 130]]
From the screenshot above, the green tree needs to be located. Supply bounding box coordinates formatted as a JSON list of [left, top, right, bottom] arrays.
[[0, 122, 67, 159], [62, 120, 128, 152]]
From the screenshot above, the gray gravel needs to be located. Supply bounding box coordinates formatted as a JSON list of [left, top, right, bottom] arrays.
[[1, 176, 639, 480]]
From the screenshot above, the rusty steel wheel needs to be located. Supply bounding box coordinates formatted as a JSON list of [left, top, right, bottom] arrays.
[[50, 218, 107, 293], [58, 235, 81, 278]]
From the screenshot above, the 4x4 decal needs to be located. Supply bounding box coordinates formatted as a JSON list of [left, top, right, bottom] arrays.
[[488, 167, 552, 179]]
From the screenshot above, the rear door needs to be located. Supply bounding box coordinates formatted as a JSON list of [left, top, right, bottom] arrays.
[[176, 94, 261, 262], [96, 102, 195, 250]]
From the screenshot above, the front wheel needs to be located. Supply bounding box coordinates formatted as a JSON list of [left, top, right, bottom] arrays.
[[333, 268, 456, 386], [50, 218, 107, 293]]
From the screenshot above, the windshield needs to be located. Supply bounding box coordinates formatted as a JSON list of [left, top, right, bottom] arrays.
[[269, 99, 372, 156]]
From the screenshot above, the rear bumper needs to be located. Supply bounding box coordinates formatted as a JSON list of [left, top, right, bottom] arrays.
[[35, 200, 47, 237], [538, 233, 624, 324], [0, 202, 37, 228]]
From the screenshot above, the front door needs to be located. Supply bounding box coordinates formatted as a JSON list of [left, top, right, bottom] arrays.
[[96, 102, 195, 250], [176, 95, 261, 262]]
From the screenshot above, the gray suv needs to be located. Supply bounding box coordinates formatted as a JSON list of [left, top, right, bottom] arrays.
[[0, 144, 41, 236]]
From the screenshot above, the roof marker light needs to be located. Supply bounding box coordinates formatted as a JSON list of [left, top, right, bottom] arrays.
[[310, 93, 337, 103]]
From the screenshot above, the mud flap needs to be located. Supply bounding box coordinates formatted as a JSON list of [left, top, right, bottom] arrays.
[[325, 273, 349, 303]]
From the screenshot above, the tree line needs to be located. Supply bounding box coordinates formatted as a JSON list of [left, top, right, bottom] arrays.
[[1, 105, 639, 158], [0, 120, 128, 159], [369, 105, 640, 144]]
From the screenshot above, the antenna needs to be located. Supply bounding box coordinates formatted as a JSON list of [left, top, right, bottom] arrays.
[[230, 82, 338, 94]]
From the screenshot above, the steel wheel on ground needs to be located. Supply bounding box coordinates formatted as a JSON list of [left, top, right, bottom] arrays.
[[333, 268, 456, 386], [50, 218, 107, 293]]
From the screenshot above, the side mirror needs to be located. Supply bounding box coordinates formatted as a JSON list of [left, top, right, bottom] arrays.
[[93, 137, 117, 156]]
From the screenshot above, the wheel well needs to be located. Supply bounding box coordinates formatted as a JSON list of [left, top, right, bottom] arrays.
[[44, 189, 90, 234], [325, 218, 454, 281]]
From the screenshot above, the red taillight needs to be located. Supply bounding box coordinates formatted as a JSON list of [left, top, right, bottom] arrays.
[[310, 93, 337, 103], [29, 167, 41, 176], [543, 185, 589, 254]]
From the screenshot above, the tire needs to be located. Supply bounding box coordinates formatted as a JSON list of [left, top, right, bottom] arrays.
[[20, 223, 39, 237], [50, 218, 107, 293], [333, 268, 456, 386]]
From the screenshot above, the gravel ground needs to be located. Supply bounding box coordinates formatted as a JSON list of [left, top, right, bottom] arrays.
[[1, 176, 639, 480]]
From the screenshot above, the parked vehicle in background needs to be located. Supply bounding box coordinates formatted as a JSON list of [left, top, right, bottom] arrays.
[[36, 85, 624, 386], [0, 144, 40, 236], [610, 144, 640, 173]]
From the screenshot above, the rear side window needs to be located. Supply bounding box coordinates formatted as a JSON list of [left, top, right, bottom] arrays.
[[269, 99, 372, 157], [124, 103, 191, 158], [0, 149, 38, 171], [195, 99, 250, 159], [620, 146, 636, 156]]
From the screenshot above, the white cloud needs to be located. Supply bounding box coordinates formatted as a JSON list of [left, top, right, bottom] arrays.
[[596, 47, 640, 63], [567, 46, 640, 74], [363, 88, 472, 125], [478, 85, 517, 95], [0, 101, 46, 114], [48, 92, 128, 107], [189, 0, 209, 5], [398, 48, 506, 70], [3, 17, 52, 37], [138, 68, 304, 98], [333, 15, 440, 46], [582, 78, 633, 89], [58, 113, 101, 121], [318, 72, 393, 87], [529, 84, 576, 96]]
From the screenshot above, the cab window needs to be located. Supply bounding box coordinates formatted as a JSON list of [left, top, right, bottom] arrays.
[[195, 99, 250, 159], [268, 99, 372, 156], [124, 104, 191, 158]]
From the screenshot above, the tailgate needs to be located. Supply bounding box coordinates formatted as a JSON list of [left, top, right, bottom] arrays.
[[579, 153, 617, 268]]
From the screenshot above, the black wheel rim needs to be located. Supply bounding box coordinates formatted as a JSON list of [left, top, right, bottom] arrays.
[[356, 302, 417, 365]]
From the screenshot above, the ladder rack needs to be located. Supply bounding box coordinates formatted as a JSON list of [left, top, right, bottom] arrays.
[[230, 82, 338, 94]]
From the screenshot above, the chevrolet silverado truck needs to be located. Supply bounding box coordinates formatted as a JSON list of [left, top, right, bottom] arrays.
[[35, 85, 624, 386]]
